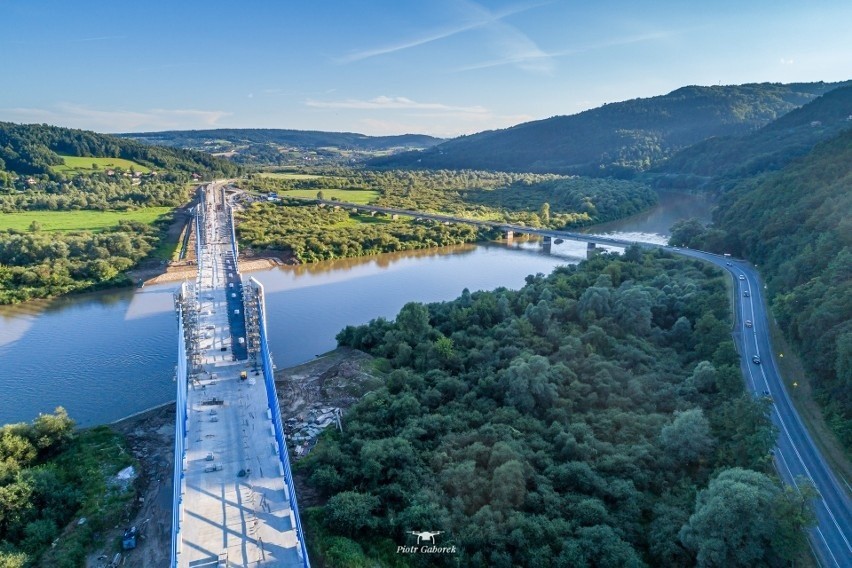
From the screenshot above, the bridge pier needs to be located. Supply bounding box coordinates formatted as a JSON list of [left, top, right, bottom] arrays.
[[542, 236, 552, 253], [504, 230, 514, 241], [587, 242, 599, 259]]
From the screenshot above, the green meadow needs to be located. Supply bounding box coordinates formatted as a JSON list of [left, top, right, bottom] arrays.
[[51, 155, 152, 175], [258, 172, 322, 180], [283, 189, 379, 204], [0, 207, 172, 232]]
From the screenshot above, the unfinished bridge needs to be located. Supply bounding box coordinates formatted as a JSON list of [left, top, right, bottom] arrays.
[[172, 184, 309, 567]]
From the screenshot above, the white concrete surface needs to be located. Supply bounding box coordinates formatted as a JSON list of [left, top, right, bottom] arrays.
[[178, 185, 302, 567]]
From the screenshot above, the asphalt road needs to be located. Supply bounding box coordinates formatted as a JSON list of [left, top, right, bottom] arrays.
[[676, 248, 852, 568]]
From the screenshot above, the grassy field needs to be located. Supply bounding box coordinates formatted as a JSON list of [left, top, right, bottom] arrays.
[[285, 189, 379, 204], [259, 172, 323, 180], [0, 207, 172, 232], [52, 155, 151, 175]]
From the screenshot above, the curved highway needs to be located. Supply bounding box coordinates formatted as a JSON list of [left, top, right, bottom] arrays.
[[676, 248, 852, 568]]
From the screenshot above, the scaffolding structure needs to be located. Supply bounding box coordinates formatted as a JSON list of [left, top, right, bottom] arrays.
[[243, 281, 262, 370], [174, 282, 203, 380]]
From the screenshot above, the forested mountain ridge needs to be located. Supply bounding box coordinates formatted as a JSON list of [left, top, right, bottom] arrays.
[[0, 122, 239, 179], [653, 84, 852, 188], [369, 82, 849, 176], [303, 251, 813, 566], [671, 128, 852, 450], [121, 129, 443, 166]]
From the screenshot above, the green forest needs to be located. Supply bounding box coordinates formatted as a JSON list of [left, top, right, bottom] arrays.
[[302, 250, 814, 567], [237, 200, 481, 263], [121, 129, 441, 166], [669, 128, 852, 451], [0, 409, 136, 568], [0, 122, 236, 213], [237, 170, 656, 262], [652, 84, 852, 189]]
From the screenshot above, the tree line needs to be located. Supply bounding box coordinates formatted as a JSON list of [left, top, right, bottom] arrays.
[[0, 122, 239, 178], [237, 169, 657, 263], [236, 199, 482, 263]]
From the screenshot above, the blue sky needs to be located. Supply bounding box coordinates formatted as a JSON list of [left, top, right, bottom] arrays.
[[1, 0, 850, 137]]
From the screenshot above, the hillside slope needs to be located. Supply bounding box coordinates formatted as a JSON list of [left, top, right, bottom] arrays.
[[653, 84, 852, 188], [678, 128, 852, 449], [0, 122, 238, 179], [371, 82, 848, 176]]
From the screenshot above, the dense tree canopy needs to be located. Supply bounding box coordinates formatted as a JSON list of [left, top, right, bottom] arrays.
[[0, 122, 238, 180], [301, 251, 810, 566], [0, 221, 157, 303], [0, 410, 135, 567]]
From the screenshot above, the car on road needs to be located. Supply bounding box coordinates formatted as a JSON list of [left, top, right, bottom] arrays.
[[739, 275, 746, 280], [745, 320, 753, 328], [752, 355, 761, 364], [743, 290, 750, 297], [726, 261, 732, 266]]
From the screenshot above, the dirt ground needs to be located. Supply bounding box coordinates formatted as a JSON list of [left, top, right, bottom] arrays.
[[91, 348, 376, 566], [275, 348, 379, 508], [85, 404, 176, 568]]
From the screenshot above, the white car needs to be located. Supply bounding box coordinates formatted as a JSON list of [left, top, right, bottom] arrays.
[[745, 320, 753, 328], [739, 275, 745, 281]]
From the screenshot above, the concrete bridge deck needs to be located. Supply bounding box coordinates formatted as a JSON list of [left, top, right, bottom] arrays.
[[174, 184, 306, 567]]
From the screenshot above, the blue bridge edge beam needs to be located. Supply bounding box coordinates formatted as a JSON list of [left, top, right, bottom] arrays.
[[171, 284, 189, 568], [251, 276, 311, 567]]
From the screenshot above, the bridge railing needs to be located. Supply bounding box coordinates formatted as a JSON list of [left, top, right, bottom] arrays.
[[171, 284, 190, 568], [224, 188, 239, 261], [249, 277, 311, 567], [195, 187, 205, 277]]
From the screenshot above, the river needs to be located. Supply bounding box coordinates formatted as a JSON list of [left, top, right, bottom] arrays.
[[0, 191, 713, 426]]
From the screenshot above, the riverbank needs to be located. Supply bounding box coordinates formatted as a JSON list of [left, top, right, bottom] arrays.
[[134, 255, 285, 286]]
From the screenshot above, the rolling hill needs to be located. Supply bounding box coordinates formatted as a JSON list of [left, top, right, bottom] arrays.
[[370, 82, 849, 176], [0, 122, 239, 179], [651, 83, 852, 188], [121, 128, 444, 166]]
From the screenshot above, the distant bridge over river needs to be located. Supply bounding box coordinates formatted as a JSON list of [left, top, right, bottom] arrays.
[[310, 198, 654, 253]]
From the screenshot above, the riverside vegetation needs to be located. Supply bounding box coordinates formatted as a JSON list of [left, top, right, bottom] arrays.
[[301, 250, 815, 567], [236, 169, 656, 263], [0, 409, 136, 568]]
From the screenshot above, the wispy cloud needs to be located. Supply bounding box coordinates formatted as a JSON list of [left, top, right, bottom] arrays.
[[780, 57, 795, 65], [306, 96, 487, 113], [307, 95, 530, 137], [457, 29, 683, 72], [71, 35, 125, 43], [337, 0, 551, 71], [0, 103, 230, 132]]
